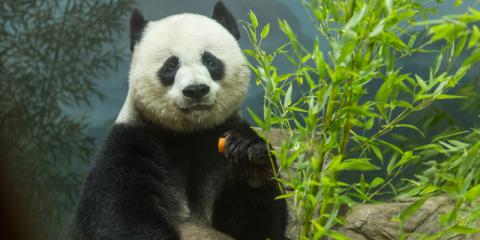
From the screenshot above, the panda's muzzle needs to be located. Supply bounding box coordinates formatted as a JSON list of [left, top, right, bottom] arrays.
[[182, 84, 210, 100], [179, 104, 214, 112]]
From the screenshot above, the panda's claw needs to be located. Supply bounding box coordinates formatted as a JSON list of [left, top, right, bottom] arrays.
[[247, 141, 270, 165], [224, 130, 270, 166]]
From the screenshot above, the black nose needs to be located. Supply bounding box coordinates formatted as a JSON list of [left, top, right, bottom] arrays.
[[183, 84, 210, 99]]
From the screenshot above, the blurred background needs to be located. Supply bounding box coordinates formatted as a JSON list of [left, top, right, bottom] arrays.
[[0, 0, 478, 239]]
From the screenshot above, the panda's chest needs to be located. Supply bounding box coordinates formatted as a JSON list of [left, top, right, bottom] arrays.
[[166, 136, 227, 222]]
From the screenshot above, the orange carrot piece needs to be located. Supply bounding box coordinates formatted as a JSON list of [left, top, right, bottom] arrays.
[[218, 137, 226, 153]]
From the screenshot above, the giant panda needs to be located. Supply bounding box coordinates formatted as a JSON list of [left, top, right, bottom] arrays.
[[70, 2, 287, 240]]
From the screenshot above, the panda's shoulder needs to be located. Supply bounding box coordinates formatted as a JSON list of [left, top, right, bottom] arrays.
[[96, 123, 168, 164], [105, 123, 158, 146]]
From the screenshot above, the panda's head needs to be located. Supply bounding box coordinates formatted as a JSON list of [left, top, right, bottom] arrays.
[[117, 2, 249, 132]]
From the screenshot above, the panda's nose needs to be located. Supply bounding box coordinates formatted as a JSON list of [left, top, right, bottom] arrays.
[[183, 84, 210, 100]]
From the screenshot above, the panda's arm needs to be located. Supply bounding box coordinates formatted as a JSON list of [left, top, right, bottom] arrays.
[[222, 116, 278, 186], [71, 124, 181, 240], [214, 117, 288, 239]]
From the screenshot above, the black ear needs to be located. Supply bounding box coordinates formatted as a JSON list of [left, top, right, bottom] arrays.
[[212, 1, 240, 40], [130, 8, 148, 52]]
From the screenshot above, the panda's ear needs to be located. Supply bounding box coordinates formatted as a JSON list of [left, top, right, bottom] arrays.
[[212, 1, 240, 40], [130, 8, 148, 52]]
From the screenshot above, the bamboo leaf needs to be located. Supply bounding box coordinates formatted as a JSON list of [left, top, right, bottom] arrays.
[[435, 94, 467, 100], [261, 23, 270, 39], [370, 177, 385, 188], [465, 183, 480, 202], [283, 83, 293, 107], [249, 10, 258, 28], [400, 197, 427, 222], [371, 144, 384, 162], [463, 48, 480, 66], [385, 0, 393, 14], [338, 158, 380, 171], [451, 225, 480, 234], [396, 124, 425, 138], [345, 5, 367, 30], [369, 19, 385, 38], [468, 25, 480, 48], [247, 108, 264, 129]]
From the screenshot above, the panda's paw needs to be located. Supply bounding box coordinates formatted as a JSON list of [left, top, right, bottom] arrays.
[[224, 129, 271, 166]]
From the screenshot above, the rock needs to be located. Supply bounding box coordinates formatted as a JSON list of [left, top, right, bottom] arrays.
[[285, 196, 479, 240]]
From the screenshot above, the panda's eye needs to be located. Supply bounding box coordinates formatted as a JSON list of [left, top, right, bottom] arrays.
[[205, 58, 216, 68], [164, 57, 179, 72], [202, 51, 224, 81], [158, 56, 180, 86]]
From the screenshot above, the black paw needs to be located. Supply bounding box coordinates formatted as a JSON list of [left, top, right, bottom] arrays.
[[223, 129, 271, 166]]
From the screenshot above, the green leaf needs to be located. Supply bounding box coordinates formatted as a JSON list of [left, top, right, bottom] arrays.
[[433, 130, 470, 142], [328, 155, 344, 172], [369, 19, 385, 38], [378, 139, 404, 154], [385, 0, 393, 14], [338, 158, 380, 171], [451, 225, 479, 234], [434, 47, 445, 75], [370, 177, 385, 188], [301, 53, 311, 63], [415, 74, 427, 90], [429, 23, 460, 43], [286, 106, 308, 113], [243, 49, 256, 57], [247, 108, 264, 129], [435, 94, 467, 100], [345, 5, 367, 30], [275, 192, 295, 200], [465, 183, 480, 202], [408, 32, 419, 48], [394, 101, 414, 109], [396, 124, 425, 138], [400, 197, 427, 222], [261, 23, 270, 39], [249, 11, 258, 28], [371, 144, 384, 162], [468, 25, 480, 48], [283, 83, 292, 107], [421, 185, 438, 194], [383, 31, 408, 49], [395, 151, 415, 167], [327, 231, 350, 240], [463, 48, 480, 66], [327, 0, 340, 21], [337, 39, 357, 63], [375, 81, 390, 102], [454, 34, 468, 57], [339, 105, 380, 118], [387, 154, 398, 176]]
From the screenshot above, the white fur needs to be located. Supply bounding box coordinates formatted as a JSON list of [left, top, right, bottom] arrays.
[[116, 13, 249, 131], [179, 222, 233, 240]]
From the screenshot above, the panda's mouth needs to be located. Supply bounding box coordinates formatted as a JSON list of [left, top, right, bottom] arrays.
[[179, 104, 214, 112]]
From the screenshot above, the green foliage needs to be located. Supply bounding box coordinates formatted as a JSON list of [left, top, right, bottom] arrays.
[[243, 0, 480, 239], [0, 0, 133, 238]]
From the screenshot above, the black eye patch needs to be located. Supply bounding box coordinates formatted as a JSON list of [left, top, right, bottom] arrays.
[[157, 56, 179, 86], [202, 51, 224, 81]]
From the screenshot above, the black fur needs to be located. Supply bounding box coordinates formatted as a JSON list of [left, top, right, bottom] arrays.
[[130, 8, 148, 52], [202, 51, 225, 81], [158, 56, 180, 86], [212, 2, 240, 40], [70, 113, 287, 240]]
